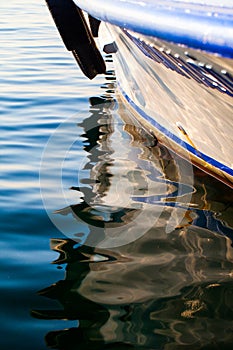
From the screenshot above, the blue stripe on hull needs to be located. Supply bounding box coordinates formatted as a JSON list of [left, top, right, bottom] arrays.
[[119, 86, 233, 178]]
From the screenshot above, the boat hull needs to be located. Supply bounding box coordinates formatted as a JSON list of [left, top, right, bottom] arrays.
[[47, 0, 233, 186], [103, 24, 233, 186]]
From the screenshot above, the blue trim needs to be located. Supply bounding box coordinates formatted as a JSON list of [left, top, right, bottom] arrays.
[[73, 0, 233, 58], [119, 86, 233, 177]]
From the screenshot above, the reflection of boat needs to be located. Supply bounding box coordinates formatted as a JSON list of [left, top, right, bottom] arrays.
[[52, 90, 196, 248], [33, 74, 233, 349], [45, 0, 233, 187], [33, 155, 233, 349], [32, 235, 233, 349], [51, 92, 233, 249]]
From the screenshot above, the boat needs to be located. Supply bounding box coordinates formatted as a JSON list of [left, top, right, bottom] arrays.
[[44, 0, 233, 187]]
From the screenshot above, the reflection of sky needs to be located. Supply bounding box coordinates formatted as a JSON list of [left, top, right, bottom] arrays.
[[1, 0, 105, 214]]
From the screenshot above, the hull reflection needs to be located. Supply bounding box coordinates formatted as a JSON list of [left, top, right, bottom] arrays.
[[33, 72, 233, 349]]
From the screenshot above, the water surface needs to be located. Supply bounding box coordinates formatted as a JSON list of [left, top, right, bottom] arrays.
[[1, 1, 233, 349]]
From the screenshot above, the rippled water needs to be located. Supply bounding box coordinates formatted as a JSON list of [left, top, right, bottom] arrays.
[[1, 1, 233, 349]]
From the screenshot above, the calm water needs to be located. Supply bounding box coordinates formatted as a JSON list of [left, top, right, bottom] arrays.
[[1, 1, 233, 349]]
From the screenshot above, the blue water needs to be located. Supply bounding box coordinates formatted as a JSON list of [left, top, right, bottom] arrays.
[[1, 1, 233, 349]]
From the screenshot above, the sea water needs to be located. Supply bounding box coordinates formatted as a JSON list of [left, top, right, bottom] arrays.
[[1, 1, 233, 349]]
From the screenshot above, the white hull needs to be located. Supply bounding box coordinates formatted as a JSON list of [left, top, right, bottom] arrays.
[[103, 24, 233, 186]]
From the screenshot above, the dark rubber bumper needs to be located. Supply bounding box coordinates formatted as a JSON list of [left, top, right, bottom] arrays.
[[45, 0, 106, 79]]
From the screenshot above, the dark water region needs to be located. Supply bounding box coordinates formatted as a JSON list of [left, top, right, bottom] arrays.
[[1, 1, 233, 350]]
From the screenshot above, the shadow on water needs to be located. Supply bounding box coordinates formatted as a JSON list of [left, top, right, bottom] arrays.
[[32, 70, 233, 349]]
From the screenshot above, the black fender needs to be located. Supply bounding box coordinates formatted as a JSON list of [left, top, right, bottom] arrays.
[[88, 15, 101, 37], [45, 0, 106, 79]]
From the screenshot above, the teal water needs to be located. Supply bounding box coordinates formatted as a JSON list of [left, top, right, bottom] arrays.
[[1, 1, 233, 349]]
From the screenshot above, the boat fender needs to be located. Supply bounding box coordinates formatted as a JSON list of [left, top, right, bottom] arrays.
[[88, 15, 101, 37], [45, 0, 106, 79], [103, 42, 118, 54]]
